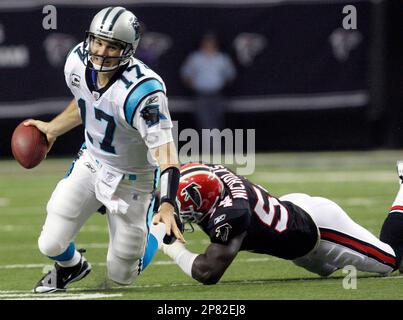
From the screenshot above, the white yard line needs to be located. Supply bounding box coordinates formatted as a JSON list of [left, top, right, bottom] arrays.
[[0, 225, 108, 232], [253, 171, 395, 183], [0, 225, 34, 232], [0, 275, 401, 298], [0, 198, 10, 207], [0, 293, 122, 300], [333, 198, 380, 206], [254, 151, 403, 167], [0, 206, 44, 215], [0, 257, 276, 270], [0, 238, 208, 252], [0, 264, 47, 269]]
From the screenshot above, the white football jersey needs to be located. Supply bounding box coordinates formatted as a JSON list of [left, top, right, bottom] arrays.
[[64, 42, 173, 174]]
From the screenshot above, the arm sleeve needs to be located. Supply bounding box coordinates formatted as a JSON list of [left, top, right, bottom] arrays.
[[64, 43, 82, 91], [64, 53, 73, 90]]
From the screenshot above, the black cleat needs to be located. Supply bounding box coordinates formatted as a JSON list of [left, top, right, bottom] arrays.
[[33, 250, 91, 293], [97, 205, 107, 215]]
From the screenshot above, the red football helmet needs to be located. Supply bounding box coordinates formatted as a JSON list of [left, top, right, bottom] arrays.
[[177, 163, 224, 223]]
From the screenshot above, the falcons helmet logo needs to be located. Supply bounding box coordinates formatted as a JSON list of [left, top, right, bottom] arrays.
[[180, 182, 202, 209]]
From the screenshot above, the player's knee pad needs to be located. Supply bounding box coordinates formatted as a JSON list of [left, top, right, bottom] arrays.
[[107, 254, 141, 285], [112, 225, 147, 261], [37, 233, 67, 257]]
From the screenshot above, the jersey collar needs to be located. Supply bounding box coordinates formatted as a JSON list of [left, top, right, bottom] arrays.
[[85, 62, 128, 98]]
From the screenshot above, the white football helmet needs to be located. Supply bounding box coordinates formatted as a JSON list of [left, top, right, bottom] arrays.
[[83, 6, 141, 72]]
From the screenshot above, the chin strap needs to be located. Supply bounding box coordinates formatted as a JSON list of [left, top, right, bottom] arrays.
[[89, 57, 120, 72], [184, 222, 195, 233]]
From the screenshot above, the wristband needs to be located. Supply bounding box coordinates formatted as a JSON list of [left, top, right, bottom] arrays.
[[160, 166, 180, 211]]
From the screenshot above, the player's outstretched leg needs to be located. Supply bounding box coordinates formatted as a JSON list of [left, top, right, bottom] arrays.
[[141, 223, 167, 271], [380, 161, 403, 272], [33, 247, 91, 293]]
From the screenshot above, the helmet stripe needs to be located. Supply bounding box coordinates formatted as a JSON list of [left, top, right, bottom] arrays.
[[108, 8, 126, 31], [100, 7, 113, 29], [180, 171, 212, 182], [180, 166, 211, 177]]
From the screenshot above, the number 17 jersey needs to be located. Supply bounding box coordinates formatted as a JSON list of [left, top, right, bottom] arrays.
[[64, 42, 174, 174]]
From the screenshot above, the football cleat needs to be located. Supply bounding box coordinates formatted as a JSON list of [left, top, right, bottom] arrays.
[[396, 161, 403, 185], [97, 205, 107, 215], [33, 249, 91, 293]]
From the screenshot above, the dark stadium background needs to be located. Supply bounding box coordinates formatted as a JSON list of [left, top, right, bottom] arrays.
[[0, 0, 401, 156]]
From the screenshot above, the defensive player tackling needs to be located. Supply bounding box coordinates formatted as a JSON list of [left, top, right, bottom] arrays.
[[25, 7, 184, 293], [162, 162, 403, 284]]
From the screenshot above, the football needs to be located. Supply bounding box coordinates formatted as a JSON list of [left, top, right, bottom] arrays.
[[11, 120, 48, 169]]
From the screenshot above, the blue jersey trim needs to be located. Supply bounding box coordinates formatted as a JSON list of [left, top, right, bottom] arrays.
[[123, 78, 164, 127], [154, 166, 161, 190], [145, 167, 160, 229], [146, 195, 156, 229], [139, 167, 162, 272], [64, 143, 86, 178]]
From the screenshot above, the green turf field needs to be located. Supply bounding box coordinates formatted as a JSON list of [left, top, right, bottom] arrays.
[[0, 150, 402, 300]]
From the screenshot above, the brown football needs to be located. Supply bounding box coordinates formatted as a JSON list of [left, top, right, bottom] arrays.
[[11, 120, 48, 169]]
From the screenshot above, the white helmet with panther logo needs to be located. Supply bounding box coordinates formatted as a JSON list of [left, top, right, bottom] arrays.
[[83, 6, 141, 71]]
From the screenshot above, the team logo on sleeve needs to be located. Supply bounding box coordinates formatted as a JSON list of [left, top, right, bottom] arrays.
[[215, 223, 232, 242], [180, 182, 202, 208], [140, 104, 167, 127], [145, 95, 159, 105], [71, 73, 81, 88]]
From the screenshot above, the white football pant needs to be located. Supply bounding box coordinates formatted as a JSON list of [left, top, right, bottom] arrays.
[[38, 149, 156, 285], [279, 193, 397, 276]]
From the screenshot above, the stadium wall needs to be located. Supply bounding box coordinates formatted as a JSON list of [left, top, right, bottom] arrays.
[[0, 0, 401, 156]]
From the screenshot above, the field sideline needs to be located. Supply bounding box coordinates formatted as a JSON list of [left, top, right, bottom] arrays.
[[0, 150, 402, 300]]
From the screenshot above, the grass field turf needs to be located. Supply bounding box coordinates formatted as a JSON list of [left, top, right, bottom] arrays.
[[0, 150, 402, 300]]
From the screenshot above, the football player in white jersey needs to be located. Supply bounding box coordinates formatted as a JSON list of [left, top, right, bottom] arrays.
[[24, 7, 184, 293]]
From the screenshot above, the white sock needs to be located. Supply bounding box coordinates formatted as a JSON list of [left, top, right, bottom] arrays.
[[162, 240, 198, 277], [392, 185, 403, 208], [57, 250, 82, 267]]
